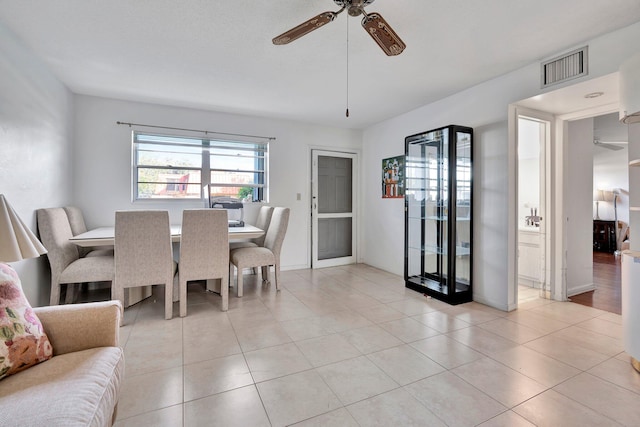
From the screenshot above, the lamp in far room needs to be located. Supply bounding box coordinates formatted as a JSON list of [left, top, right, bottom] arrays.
[[0, 194, 47, 264], [594, 189, 605, 220]]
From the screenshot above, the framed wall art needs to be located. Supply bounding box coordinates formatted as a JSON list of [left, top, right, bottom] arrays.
[[382, 155, 405, 198]]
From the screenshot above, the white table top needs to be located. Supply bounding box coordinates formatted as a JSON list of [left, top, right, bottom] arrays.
[[69, 224, 264, 247]]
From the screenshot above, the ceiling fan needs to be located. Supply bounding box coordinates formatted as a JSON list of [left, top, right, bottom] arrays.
[[272, 0, 406, 56], [593, 139, 627, 151]]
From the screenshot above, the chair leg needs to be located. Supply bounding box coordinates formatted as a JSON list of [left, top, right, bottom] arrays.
[[165, 278, 173, 320], [263, 266, 270, 285], [179, 276, 187, 318], [114, 284, 125, 327], [221, 272, 229, 312], [50, 280, 61, 306], [237, 264, 244, 298], [274, 263, 281, 291], [64, 283, 76, 304], [110, 280, 116, 301]]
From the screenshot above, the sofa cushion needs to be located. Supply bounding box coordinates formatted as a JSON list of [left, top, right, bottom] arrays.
[[0, 346, 124, 427], [0, 263, 53, 380]]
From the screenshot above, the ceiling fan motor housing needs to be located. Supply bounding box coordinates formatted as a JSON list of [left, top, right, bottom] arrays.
[[334, 0, 375, 16]]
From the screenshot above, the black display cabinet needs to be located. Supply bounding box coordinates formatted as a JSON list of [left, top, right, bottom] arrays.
[[404, 125, 473, 304]]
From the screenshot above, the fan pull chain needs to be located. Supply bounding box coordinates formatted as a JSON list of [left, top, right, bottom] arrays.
[[346, 15, 350, 118]]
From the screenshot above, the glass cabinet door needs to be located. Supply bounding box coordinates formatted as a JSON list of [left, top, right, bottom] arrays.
[[454, 130, 472, 295], [405, 125, 473, 304]]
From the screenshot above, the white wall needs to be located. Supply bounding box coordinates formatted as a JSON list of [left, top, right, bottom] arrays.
[[565, 118, 595, 296], [593, 111, 630, 227], [629, 124, 640, 250], [519, 158, 541, 227], [0, 23, 75, 306], [593, 148, 629, 225], [362, 22, 640, 310], [73, 95, 362, 271], [518, 118, 541, 229]]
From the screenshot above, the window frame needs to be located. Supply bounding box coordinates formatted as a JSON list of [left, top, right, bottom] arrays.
[[131, 130, 269, 203]]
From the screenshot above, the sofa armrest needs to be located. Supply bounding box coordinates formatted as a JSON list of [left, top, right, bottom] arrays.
[[33, 300, 122, 356]]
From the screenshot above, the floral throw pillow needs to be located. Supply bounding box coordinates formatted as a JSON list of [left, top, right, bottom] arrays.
[[0, 263, 53, 380]]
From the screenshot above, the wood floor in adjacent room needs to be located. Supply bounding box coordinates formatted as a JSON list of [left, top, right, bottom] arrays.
[[570, 252, 622, 315]]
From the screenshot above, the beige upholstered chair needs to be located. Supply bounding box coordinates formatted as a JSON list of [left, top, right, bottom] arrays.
[[63, 206, 114, 258], [178, 209, 229, 316], [37, 208, 114, 306], [230, 207, 290, 297], [229, 205, 274, 251], [0, 301, 124, 426], [114, 210, 176, 321]]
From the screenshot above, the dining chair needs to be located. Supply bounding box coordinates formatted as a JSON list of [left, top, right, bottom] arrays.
[[114, 210, 176, 321], [229, 205, 273, 277], [178, 209, 229, 316], [229, 205, 274, 251], [229, 207, 290, 297], [63, 206, 114, 258], [37, 208, 114, 306]]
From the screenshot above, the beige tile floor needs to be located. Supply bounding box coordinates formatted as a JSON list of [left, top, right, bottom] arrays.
[[109, 265, 640, 427]]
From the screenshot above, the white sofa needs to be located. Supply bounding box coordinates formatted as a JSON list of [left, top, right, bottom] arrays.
[[0, 301, 124, 427]]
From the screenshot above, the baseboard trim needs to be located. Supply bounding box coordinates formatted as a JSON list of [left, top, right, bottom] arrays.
[[473, 294, 509, 312], [567, 283, 596, 297]]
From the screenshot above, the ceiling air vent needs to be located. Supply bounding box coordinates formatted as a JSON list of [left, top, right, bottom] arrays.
[[541, 46, 588, 88]]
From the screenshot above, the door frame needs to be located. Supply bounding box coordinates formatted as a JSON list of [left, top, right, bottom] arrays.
[[509, 101, 620, 309], [508, 105, 555, 309], [309, 147, 360, 269]]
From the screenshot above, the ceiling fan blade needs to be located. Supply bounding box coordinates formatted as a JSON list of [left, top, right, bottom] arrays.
[[273, 11, 338, 45], [361, 12, 406, 56], [594, 140, 625, 151]]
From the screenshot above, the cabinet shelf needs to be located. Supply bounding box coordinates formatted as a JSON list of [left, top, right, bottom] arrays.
[[407, 215, 471, 222], [631, 207, 640, 211], [408, 244, 471, 256], [629, 159, 640, 167]]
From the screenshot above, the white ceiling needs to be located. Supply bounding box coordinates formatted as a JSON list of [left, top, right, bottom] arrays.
[[1, 0, 640, 129]]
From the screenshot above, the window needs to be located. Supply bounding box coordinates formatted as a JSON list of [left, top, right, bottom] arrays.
[[133, 132, 268, 202]]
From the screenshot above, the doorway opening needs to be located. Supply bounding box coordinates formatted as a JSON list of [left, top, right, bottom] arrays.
[[516, 114, 551, 306], [510, 72, 626, 313], [570, 112, 628, 314]]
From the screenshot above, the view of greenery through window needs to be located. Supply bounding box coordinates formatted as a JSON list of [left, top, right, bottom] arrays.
[[133, 132, 267, 202]]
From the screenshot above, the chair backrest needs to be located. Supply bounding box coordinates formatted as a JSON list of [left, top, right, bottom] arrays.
[[114, 210, 173, 288], [37, 208, 80, 277], [263, 207, 290, 260], [63, 206, 88, 236], [252, 206, 274, 246], [180, 209, 229, 281], [63, 206, 92, 257]]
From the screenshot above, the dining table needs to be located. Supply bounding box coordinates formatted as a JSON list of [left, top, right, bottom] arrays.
[[69, 224, 264, 247], [68, 223, 264, 305]]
